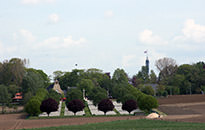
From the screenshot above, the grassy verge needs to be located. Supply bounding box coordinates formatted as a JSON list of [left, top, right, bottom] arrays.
[[22, 119, 205, 130], [84, 101, 92, 116], [113, 108, 120, 115], [60, 101, 65, 117]]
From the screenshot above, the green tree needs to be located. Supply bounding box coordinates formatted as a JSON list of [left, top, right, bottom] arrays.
[[25, 98, 41, 116], [53, 70, 65, 81], [77, 79, 94, 97], [141, 85, 155, 96], [0, 58, 27, 86], [138, 95, 158, 113], [112, 68, 128, 84], [21, 69, 45, 94], [0, 85, 11, 113], [66, 89, 83, 103], [137, 66, 149, 83], [150, 70, 157, 83]]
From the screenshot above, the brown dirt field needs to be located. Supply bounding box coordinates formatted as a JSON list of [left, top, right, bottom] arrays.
[[158, 94, 205, 105], [158, 94, 205, 123], [0, 114, 144, 130]]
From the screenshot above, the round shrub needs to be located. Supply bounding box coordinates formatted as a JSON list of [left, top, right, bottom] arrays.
[[138, 95, 158, 113], [122, 99, 137, 114], [66, 99, 85, 115], [40, 98, 58, 116], [98, 99, 114, 115], [25, 98, 41, 116]]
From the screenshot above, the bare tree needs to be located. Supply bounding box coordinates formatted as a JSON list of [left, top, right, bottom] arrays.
[[155, 57, 177, 83]]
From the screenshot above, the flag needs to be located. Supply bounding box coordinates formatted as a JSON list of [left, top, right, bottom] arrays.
[[144, 50, 147, 53]]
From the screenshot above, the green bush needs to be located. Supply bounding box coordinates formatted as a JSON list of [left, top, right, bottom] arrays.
[[25, 98, 41, 116], [141, 86, 155, 96], [138, 95, 158, 113]]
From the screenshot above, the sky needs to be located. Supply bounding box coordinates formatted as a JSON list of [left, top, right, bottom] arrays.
[[0, 0, 205, 77]]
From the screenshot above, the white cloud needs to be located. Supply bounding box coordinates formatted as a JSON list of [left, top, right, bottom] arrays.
[[21, 0, 56, 4], [19, 29, 36, 43], [104, 10, 114, 18], [13, 29, 35, 44], [49, 13, 59, 23], [174, 19, 205, 43], [139, 29, 168, 45], [38, 35, 87, 49]]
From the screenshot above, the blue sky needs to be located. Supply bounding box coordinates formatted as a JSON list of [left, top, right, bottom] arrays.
[[0, 0, 205, 77]]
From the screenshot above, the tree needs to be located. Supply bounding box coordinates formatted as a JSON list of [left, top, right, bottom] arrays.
[[122, 100, 137, 114], [137, 66, 149, 83], [112, 68, 128, 84], [155, 57, 177, 84], [66, 99, 85, 115], [21, 69, 45, 94], [53, 70, 65, 81], [0, 58, 27, 86], [138, 95, 158, 113], [76, 79, 94, 97], [92, 92, 107, 106], [47, 89, 61, 103], [25, 98, 41, 116], [121, 94, 136, 104], [141, 85, 155, 96], [40, 98, 58, 117], [98, 99, 114, 115], [66, 89, 83, 103], [0, 85, 11, 113], [156, 85, 165, 96], [150, 70, 157, 83]]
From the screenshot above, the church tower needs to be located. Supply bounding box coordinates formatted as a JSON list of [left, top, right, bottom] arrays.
[[145, 56, 149, 75]]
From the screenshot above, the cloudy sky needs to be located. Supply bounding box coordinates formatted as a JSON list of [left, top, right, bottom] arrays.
[[0, 0, 205, 77]]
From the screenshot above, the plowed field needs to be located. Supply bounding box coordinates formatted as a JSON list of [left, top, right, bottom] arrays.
[[158, 94, 205, 123]]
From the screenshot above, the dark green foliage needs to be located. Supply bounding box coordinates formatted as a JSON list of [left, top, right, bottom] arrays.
[[92, 92, 107, 106], [162, 91, 168, 97], [112, 68, 128, 84], [0, 58, 26, 86], [23, 91, 34, 105], [76, 79, 94, 96], [138, 95, 158, 113], [0, 85, 11, 113], [35, 88, 49, 101], [66, 89, 83, 103], [66, 99, 85, 115], [87, 87, 107, 106], [25, 98, 41, 116], [141, 85, 155, 96], [121, 94, 136, 104], [122, 99, 137, 114], [98, 99, 114, 115], [40, 98, 58, 116], [21, 69, 45, 94], [46, 89, 61, 103]]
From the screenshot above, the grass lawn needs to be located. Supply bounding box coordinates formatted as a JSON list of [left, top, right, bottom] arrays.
[[23, 119, 205, 130]]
